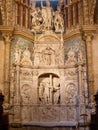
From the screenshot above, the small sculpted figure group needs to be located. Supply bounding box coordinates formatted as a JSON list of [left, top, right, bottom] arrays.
[[31, 1, 64, 33]]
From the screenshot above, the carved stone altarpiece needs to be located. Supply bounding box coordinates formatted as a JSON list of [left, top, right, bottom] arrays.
[[8, 1, 90, 127], [9, 32, 90, 126]]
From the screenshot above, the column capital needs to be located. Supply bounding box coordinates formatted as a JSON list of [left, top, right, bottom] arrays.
[[83, 32, 94, 42], [2, 32, 12, 43]]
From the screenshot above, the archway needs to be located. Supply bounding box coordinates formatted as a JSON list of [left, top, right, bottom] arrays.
[[38, 73, 60, 104]]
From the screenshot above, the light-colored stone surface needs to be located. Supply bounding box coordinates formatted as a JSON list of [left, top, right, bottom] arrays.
[[92, 33, 98, 93], [0, 40, 4, 93]]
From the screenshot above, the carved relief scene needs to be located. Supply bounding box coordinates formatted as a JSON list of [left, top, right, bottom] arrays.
[[38, 73, 60, 105], [31, 0, 64, 33]]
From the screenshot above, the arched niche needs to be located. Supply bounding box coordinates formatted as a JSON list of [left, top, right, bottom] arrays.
[[38, 73, 60, 105]]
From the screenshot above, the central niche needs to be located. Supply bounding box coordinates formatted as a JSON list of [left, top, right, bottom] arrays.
[[38, 73, 60, 105]]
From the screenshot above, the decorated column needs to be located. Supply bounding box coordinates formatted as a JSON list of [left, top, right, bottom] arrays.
[[83, 0, 90, 24], [33, 69, 39, 104], [2, 32, 12, 103], [84, 33, 94, 101], [78, 0, 83, 25], [15, 65, 20, 104], [78, 64, 83, 95]]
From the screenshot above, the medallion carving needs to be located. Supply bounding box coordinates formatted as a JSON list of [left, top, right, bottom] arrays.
[[65, 47, 77, 66], [64, 83, 77, 105], [21, 84, 32, 105]]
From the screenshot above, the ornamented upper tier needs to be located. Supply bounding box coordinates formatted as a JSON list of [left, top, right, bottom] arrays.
[[30, 0, 64, 33]]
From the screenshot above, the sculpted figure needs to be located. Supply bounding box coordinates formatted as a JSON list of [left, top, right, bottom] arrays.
[[78, 50, 83, 63], [41, 7, 47, 30], [43, 52, 51, 65], [34, 52, 40, 66], [23, 47, 30, 59], [31, 2, 37, 26], [21, 47, 32, 66], [54, 6, 64, 33], [31, 9, 38, 26], [53, 83, 60, 104], [31, 5, 42, 31], [65, 83, 77, 104], [39, 81, 52, 104], [42, 47, 55, 65], [14, 48, 21, 64], [65, 47, 77, 66], [41, 1, 53, 30], [21, 84, 31, 105], [46, 1, 53, 30]]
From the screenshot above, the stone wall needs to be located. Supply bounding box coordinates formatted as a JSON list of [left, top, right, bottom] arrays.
[[0, 40, 5, 93], [92, 33, 98, 93]]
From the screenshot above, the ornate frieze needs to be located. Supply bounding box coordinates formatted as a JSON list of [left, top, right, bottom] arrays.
[[20, 69, 33, 81]]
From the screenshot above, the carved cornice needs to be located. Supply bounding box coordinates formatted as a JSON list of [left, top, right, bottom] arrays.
[[64, 29, 81, 42], [81, 25, 98, 42], [64, 25, 98, 42], [0, 26, 14, 32], [81, 25, 98, 33], [0, 25, 34, 42], [14, 30, 34, 43]]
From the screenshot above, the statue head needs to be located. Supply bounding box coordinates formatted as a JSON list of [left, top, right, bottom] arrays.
[[46, 0, 50, 7]]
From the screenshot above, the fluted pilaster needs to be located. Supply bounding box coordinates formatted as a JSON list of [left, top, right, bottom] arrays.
[[83, 33, 94, 101], [2, 32, 12, 103]]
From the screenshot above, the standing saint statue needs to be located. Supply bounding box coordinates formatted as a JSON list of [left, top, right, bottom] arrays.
[[14, 48, 21, 64], [41, 0, 53, 30]]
